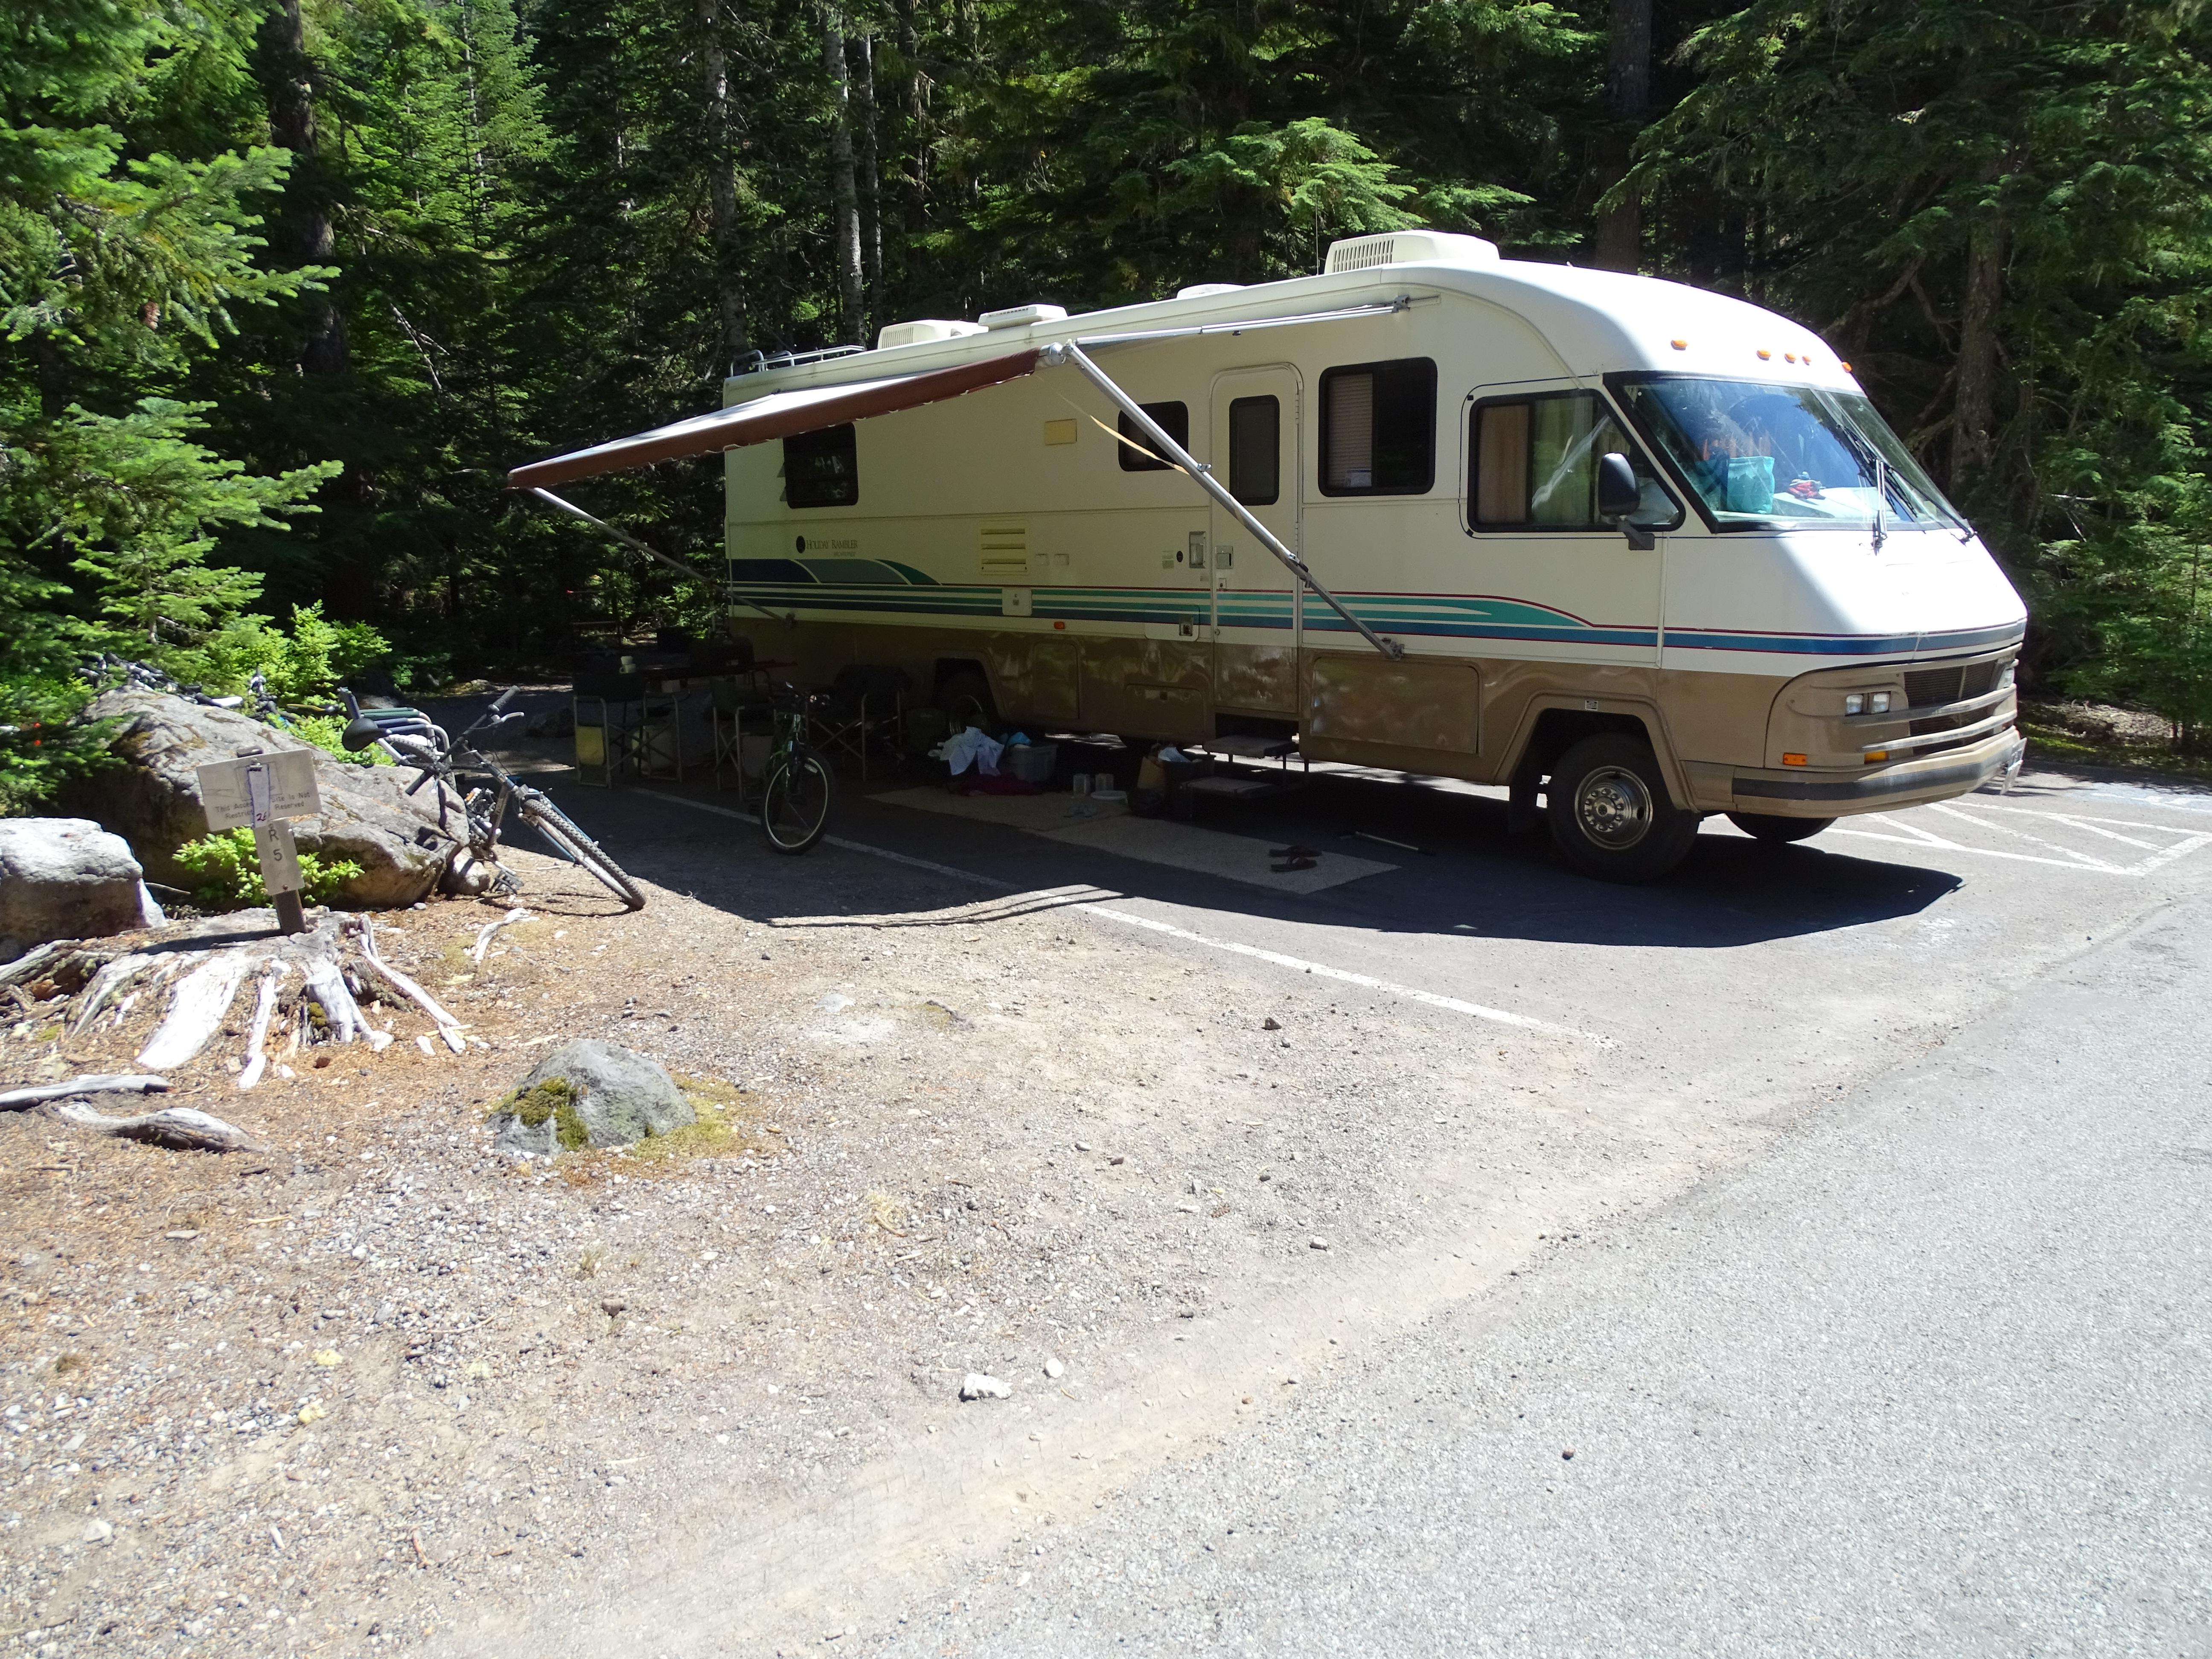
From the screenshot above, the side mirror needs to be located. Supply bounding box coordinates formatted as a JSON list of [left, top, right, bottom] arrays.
[[341, 717, 384, 754], [1597, 452, 1656, 550]]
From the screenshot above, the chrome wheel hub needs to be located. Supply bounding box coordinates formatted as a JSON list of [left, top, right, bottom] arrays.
[[1575, 765, 1654, 850]]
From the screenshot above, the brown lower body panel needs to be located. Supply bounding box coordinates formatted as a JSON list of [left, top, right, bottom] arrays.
[[730, 614, 2014, 822]]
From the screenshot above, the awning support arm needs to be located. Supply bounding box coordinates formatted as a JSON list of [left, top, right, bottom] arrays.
[[525, 486, 795, 626], [1042, 342, 1403, 661]]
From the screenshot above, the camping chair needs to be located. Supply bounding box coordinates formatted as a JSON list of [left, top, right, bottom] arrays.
[[809, 664, 910, 780], [709, 677, 771, 797], [572, 670, 646, 786]]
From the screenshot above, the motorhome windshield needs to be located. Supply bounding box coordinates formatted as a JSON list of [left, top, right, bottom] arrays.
[[1615, 376, 1965, 533]]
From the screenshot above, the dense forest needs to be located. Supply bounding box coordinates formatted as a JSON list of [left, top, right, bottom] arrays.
[[4, 0, 2210, 802]]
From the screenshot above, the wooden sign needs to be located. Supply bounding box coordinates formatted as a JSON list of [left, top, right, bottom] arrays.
[[194, 749, 323, 933], [196, 750, 321, 831]]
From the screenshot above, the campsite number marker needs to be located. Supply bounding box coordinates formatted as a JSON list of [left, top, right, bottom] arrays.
[[195, 748, 323, 935]]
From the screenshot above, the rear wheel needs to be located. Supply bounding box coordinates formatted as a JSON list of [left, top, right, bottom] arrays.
[[935, 669, 1000, 735], [761, 749, 834, 854], [517, 796, 646, 909], [1545, 733, 1700, 883], [1726, 811, 1836, 844]]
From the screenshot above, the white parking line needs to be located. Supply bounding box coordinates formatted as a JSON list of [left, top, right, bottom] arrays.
[[1829, 798, 2212, 876], [634, 788, 1590, 1041]]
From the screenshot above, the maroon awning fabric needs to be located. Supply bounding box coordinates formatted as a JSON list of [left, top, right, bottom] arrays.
[[506, 349, 1041, 489]]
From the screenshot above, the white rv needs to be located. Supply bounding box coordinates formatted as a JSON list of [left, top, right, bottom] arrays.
[[514, 229, 2027, 880]]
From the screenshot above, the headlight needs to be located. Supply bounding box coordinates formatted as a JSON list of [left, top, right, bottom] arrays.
[[1844, 693, 1864, 716], [1870, 691, 1892, 714]]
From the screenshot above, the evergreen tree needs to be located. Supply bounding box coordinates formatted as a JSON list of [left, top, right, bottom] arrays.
[[0, 0, 339, 802]]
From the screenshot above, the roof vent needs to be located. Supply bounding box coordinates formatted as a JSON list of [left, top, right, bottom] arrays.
[[1323, 230, 1500, 274], [876, 318, 987, 350], [1176, 282, 1244, 300], [977, 302, 1069, 330]]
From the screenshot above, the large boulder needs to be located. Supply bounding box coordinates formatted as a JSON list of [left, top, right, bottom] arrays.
[[487, 1039, 695, 1157], [65, 690, 455, 909], [0, 818, 161, 960]]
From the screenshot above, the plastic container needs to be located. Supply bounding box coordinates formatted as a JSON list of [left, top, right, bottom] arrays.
[[1091, 787, 1129, 807], [1001, 742, 1058, 785]]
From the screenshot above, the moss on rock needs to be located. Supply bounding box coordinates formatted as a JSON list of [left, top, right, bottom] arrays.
[[489, 1077, 588, 1152]]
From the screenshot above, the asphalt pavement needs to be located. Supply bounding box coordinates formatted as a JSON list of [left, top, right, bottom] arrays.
[[870, 875, 2212, 1657]]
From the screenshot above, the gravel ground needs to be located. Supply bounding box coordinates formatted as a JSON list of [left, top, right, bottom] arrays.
[[0, 826, 1676, 1658]]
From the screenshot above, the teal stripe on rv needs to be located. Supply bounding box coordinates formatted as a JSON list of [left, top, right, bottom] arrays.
[[724, 576, 2022, 658]]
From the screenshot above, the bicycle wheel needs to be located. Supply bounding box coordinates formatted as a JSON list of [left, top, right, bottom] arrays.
[[760, 748, 833, 854], [516, 795, 647, 909]]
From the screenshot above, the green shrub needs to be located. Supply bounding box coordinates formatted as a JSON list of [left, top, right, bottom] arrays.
[[174, 828, 363, 909], [172, 603, 391, 703]]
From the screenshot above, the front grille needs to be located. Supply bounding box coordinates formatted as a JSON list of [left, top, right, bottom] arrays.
[[1905, 657, 2006, 712]]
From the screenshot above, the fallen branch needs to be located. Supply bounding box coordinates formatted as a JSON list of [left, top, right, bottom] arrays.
[[69, 953, 155, 1036], [136, 949, 256, 1071], [0, 941, 72, 988], [45, 1099, 258, 1153], [469, 907, 531, 965], [352, 917, 465, 1053], [0, 1074, 170, 1110], [237, 965, 288, 1091]]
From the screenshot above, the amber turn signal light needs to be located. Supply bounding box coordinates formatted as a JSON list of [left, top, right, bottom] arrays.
[[1782, 753, 1807, 767]]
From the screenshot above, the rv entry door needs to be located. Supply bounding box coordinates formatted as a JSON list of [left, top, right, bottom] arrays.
[[1208, 365, 1303, 717]]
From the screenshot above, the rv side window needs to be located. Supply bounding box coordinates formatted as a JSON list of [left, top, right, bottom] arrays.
[[1227, 396, 1280, 505], [784, 424, 859, 509], [1320, 358, 1435, 495], [1117, 402, 1189, 472], [1470, 393, 1679, 531]]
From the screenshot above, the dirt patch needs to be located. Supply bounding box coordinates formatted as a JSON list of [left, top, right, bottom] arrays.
[[0, 838, 1696, 1658], [2020, 697, 2212, 782]]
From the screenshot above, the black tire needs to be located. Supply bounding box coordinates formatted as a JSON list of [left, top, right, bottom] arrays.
[[517, 797, 646, 909], [1726, 811, 1836, 844], [1545, 733, 1700, 882], [935, 669, 1000, 735], [760, 749, 833, 854]]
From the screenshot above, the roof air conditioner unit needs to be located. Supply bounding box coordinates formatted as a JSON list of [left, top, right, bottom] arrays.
[[876, 318, 988, 350], [977, 303, 1069, 330], [1322, 230, 1500, 274]]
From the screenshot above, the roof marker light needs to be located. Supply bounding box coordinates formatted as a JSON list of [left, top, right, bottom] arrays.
[[1784, 352, 1799, 364], [1670, 338, 1689, 351], [1840, 361, 1853, 372], [1757, 349, 1773, 361]]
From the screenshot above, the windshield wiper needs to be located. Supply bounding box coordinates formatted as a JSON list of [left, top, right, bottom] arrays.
[[1872, 453, 1888, 553]]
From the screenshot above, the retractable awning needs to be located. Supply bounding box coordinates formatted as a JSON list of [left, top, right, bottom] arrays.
[[509, 296, 1412, 659], [506, 348, 1040, 489]]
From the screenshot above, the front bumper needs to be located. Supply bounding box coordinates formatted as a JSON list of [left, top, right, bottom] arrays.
[[1728, 727, 2024, 818]]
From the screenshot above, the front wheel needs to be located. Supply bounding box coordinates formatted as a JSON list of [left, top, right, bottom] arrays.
[[1726, 811, 1836, 844], [761, 749, 833, 854], [1545, 733, 1700, 883], [517, 796, 646, 909]]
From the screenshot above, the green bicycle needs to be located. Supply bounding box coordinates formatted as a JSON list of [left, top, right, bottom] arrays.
[[759, 683, 834, 854]]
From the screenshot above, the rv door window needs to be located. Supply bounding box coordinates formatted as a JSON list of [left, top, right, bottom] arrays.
[[1117, 402, 1189, 472], [784, 424, 859, 508], [1470, 392, 1679, 531], [1320, 358, 1436, 495], [1227, 396, 1280, 505]]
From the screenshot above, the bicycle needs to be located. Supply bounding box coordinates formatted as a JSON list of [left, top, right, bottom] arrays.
[[759, 683, 834, 854], [81, 653, 245, 710], [338, 687, 646, 910]]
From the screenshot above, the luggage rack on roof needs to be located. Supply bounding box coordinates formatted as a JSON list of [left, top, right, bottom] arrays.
[[734, 343, 867, 376]]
